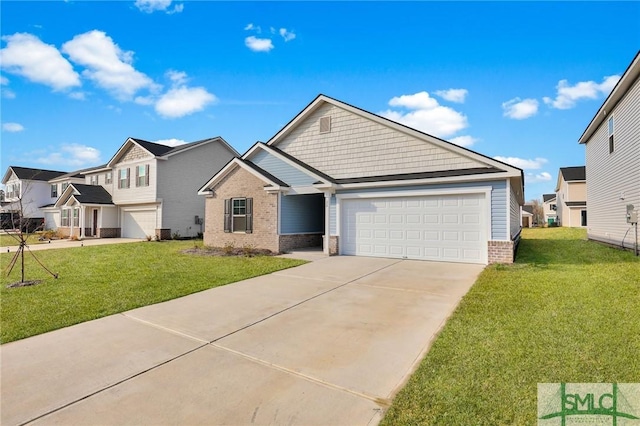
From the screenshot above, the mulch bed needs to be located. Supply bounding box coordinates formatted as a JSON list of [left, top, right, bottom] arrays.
[[181, 247, 276, 257], [6, 280, 43, 288]]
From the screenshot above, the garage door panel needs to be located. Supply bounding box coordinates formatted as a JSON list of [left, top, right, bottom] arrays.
[[122, 210, 156, 239], [342, 193, 487, 264]]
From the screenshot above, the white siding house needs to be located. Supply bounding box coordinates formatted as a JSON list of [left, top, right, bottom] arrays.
[[579, 51, 640, 249]]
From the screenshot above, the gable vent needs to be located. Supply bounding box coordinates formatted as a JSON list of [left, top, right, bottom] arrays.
[[319, 116, 331, 134]]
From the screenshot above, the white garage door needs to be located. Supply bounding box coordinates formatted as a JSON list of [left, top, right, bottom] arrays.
[[122, 210, 156, 239], [341, 193, 487, 264]]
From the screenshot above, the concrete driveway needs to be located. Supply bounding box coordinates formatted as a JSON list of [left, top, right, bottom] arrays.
[[1, 256, 484, 426]]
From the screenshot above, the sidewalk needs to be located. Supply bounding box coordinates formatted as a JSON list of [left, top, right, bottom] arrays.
[[2, 237, 143, 253]]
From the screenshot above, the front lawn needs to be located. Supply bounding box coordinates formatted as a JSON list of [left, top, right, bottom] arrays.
[[382, 227, 640, 425], [0, 233, 45, 247], [0, 241, 305, 343]]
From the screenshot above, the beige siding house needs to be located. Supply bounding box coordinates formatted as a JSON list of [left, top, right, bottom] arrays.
[[542, 193, 557, 226], [579, 51, 640, 249], [50, 137, 237, 239], [200, 95, 524, 264], [555, 166, 587, 227]]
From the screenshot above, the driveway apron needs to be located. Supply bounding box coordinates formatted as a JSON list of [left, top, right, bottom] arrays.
[[1, 256, 484, 425]]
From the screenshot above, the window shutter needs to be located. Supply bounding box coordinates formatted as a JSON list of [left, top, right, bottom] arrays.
[[246, 198, 253, 233], [224, 199, 231, 233], [145, 164, 150, 186], [127, 168, 130, 188], [135, 166, 140, 187]]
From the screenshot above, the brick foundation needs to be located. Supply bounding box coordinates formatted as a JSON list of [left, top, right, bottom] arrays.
[[488, 240, 515, 264], [98, 228, 121, 238], [328, 236, 339, 255], [279, 234, 322, 253]]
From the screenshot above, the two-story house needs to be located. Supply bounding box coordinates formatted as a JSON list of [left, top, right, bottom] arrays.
[[542, 193, 557, 226], [1, 166, 68, 230], [51, 137, 237, 239], [578, 50, 639, 249], [555, 166, 587, 227]]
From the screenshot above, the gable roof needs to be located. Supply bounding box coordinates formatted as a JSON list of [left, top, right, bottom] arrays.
[[49, 164, 108, 183], [266, 94, 524, 179], [197, 157, 289, 195], [543, 193, 556, 202], [55, 183, 113, 207], [579, 50, 640, 144], [522, 204, 534, 214], [3, 166, 67, 184], [108, 137, 238, 167], [559, 166, 586, 182]]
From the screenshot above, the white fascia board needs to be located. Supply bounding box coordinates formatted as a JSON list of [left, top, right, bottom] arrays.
[[284, 186, 324, 195], [336, 186, 493, 200], [197, 158, 283, 195], [336, 172, 514, 190]]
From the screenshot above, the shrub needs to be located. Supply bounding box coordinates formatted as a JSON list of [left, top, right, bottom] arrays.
[[222, 241, 235, 255]]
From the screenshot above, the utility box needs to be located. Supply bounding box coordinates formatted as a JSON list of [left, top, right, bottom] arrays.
[[627, 205, 638, 224]]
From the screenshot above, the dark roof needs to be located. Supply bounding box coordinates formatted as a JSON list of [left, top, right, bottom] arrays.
[[267, 144, 336, 183], [566, 201, 587, 207], [560, 166, 586, 181], [242, 160, 289, 187], [130, 137, 224, 157], [9, 166, 67, 181], [70, 184, 114, 205], [543, 193, 556, 202], [522, 205, 534, 214], [334, 167, 504, 185]]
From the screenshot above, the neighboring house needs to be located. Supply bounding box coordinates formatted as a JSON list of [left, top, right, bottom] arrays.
[[542, 193, 557, 225], [45, 137, 237, 239], [199, 95, 525, 264], [555, 166, 587, 227], [42, 167, 94, 231], [1, 166, 68, 229], [521, 204, 533, 228], [579, 50, 640, 249]]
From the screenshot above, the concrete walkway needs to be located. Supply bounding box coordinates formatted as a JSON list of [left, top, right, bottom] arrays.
[[1, 237, 142, 253], [1, 256, 484, 426]]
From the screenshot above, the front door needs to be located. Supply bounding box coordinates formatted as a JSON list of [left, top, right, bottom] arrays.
[[581, 210, 587, 227], [92, 209, 98, 236]]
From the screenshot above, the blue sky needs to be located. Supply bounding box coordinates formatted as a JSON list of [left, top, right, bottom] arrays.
[[1, 1, 639, 200]]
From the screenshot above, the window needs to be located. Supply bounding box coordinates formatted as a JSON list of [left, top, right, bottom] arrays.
[[136, 164, 149, 187], [608, 116, 614, 153], [551, 204, 557, 211], [224, 198, 253, 233], [73, 208, 79, 227], [90, 175, 98, 185], [61, 209, 69, 227], [105, 172, 112, 184], [62, 182, 69, 192], [118, 168, 130, 189], [51, 184, 58, 198]]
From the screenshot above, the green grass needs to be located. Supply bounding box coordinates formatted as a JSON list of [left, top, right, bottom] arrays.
[[0, 233, 45, 247], [0, 241, 305, 343], [382, 227, 640, 425]]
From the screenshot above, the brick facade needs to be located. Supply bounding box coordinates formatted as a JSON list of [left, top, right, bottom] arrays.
[[98, 228, 121, 238], [204, 166, 280, 252], [279, 234, 322, 253], [328, 236, 339, 255], [487, 240, 515, 264]]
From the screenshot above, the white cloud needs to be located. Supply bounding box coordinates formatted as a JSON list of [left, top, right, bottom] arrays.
[[525, 172, 552, 183], [134, 95, 155, 106], [245, 36, 274, 52], [494, 156, 548, 170], [434, 88, 468, 103], [2, 122, 24, 132], [279, 28, 296, 42], [35, 144, 101, 167], [543, 75, 620, 109], [0, 76, 8, 85], [449, 135, 477, 147], [0, 33, 81, 91], [244, 23, 261, 32], [68, 91, 86, 100], [502, 97, 539, 119], [166, 70, 188, 85], [155, 138, 187, 147], [380, 91, 468, 138], [134, 0, 183, 14], [62, 30, 158, 100], [155, 86, 216, 118]]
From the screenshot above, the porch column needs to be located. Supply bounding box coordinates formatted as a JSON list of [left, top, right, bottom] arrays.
[[80, 206, 86, 239], [324, 192, 331, 254]]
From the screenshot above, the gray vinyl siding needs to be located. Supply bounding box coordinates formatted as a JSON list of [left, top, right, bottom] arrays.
[[336, 179, 508, 240], [509, 182, 521, 239], [330, 195, 337, 235], [585, 76, 640, 247], [157, 142, 236, 237], [279, 193, 324, 234], [250, 149, 318, 186]]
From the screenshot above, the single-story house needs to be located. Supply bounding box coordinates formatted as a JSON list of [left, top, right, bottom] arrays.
[[521, 204, 534, 228], [578, 50, 639, 249], [199, 95, 524, 264]]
